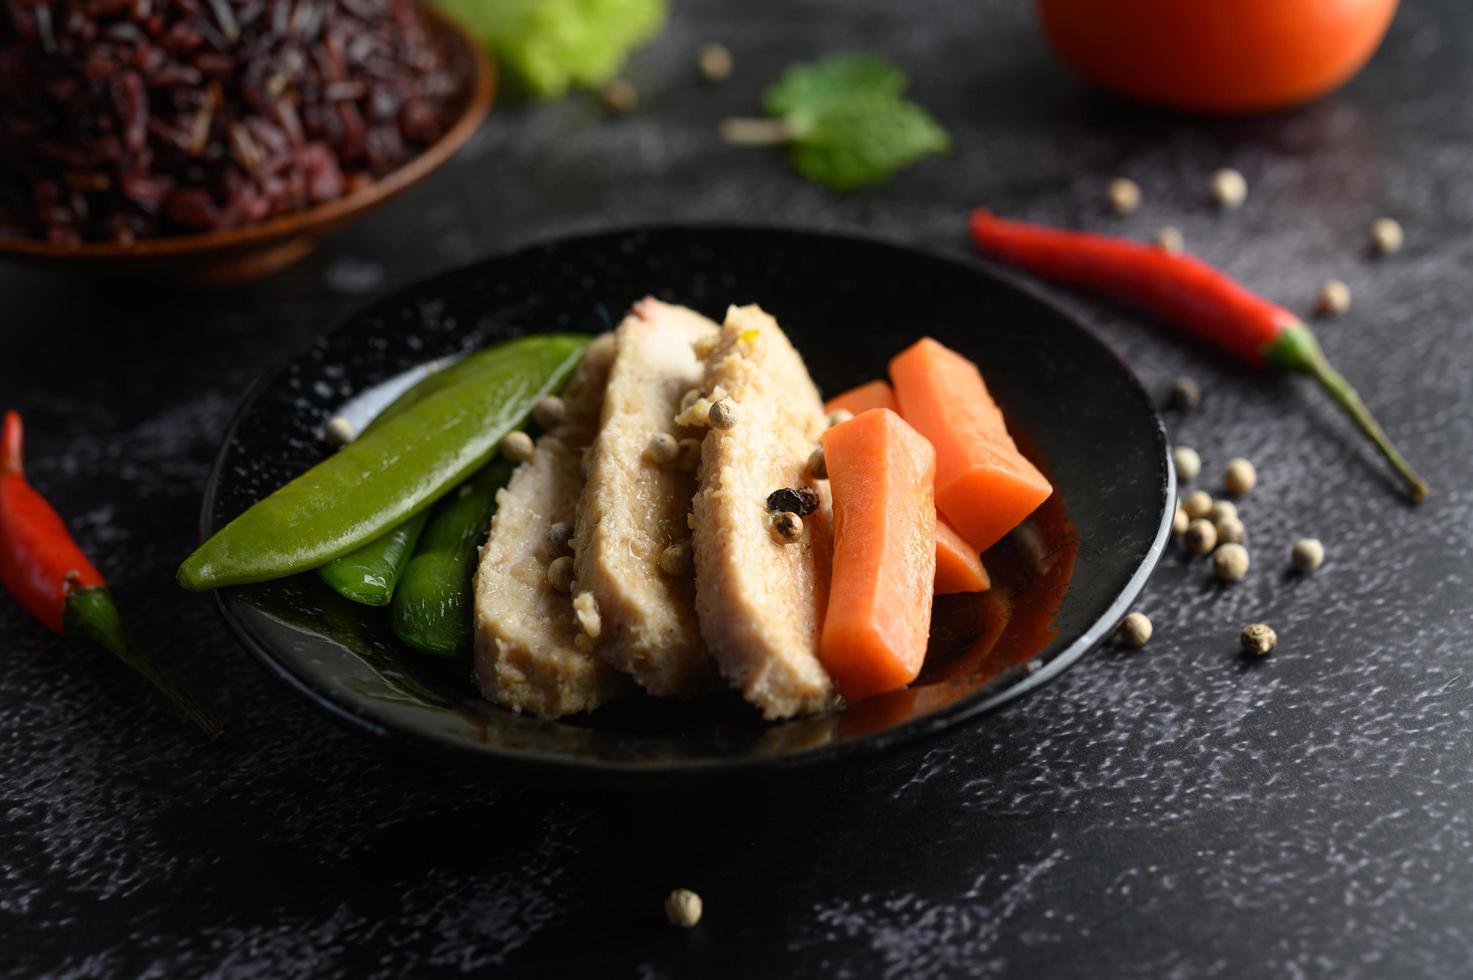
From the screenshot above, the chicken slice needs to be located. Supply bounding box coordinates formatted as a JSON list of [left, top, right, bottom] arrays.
[[691, 304, 837, 719], [472, 333, 631, 717], [572, 298, 718, 696]]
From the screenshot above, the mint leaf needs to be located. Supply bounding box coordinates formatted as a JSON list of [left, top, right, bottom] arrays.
[[764, 54, 906, 119], [723, 54, 950, 191], [789, 95, 951, 192], [437, 0, 668, 98]]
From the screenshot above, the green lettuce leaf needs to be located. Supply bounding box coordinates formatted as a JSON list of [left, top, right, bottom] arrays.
[[437, 0, 668, 98]]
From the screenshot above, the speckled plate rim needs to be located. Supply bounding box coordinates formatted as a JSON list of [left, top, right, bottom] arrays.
[[202, 223, 1177, 777]]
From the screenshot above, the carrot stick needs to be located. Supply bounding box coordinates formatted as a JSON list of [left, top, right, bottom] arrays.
[[936, 516, 990, 594], [824, 379, 897, 417], [820, 409, 937, 701], [890, 338, 1053, 553]]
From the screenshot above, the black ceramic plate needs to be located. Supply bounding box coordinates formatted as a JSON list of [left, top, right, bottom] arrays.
[[205, 226, 1174, 775]]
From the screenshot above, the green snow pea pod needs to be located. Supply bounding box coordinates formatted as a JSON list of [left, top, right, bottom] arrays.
[[345, 335, 546, 432], [316, 335, 553, 606], [179, 334, 589, 591], [316, 510, 429, 606], [390, 460, 514, 657]]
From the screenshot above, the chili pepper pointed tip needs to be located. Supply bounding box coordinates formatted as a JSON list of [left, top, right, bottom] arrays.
[[1, 410, 23, 475], [1266, 327, 1431, 503]]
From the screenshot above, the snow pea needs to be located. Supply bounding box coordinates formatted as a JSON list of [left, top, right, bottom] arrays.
[[347, 337, 535, 431], [316, 336, 552, 606], [316, 510, 429, 606], [178, 334, 589, 591], [390, 460, 514, 657]]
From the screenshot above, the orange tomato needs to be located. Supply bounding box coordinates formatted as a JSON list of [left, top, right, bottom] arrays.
[[1036, 0, 1398, 114]]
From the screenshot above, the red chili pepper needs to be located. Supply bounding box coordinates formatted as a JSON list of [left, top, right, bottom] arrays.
[[970, 210, 1428, 502], [0, 412, 222, 738]]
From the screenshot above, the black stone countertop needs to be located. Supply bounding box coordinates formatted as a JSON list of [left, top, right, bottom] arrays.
[[3, 1, 1472, 976]]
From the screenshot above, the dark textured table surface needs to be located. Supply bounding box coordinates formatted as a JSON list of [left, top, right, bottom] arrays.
[[4, 1, 1472, 977]]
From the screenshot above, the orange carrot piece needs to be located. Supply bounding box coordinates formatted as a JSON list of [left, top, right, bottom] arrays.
[[824, 379, 898, 417], [890, 338, 1053, 554], [820, 409, 937, 701], [935, 516, 990, 594]]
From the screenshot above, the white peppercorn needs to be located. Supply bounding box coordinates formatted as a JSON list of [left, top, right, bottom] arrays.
[[1210, 168, 1247, 209], [1173, 446, 1201, 481], [1183, 489, 1214, 520], [1172, 503, 1189, 536], [676, 437, 703, 471], [545, 521, 575, 553], [1315, 279, 1351, 318], [646, 432, 680, 465], [1213, 542, 1250, 581], [826, 409, 853, 428], [698, 43, 732, 82], [1291, 537, 1325, 572], [665, 888, 703, 928], [1240, 623, 1277, 657], [806, 446, 828, 480], [1370, 217, 1403, 256], [659, 542, 692, 576], [601, 78, 638, 114], [324, 415, 356, 446], [707, 398, 738, 430], [1224, 457, 1257, 495], [1107, 177, 1141, 215], [1118, 611, 1152, 647], [501, 430, 535, 464], [1215, 516, 1246, 546], [1166, 375, 1199, 409], [546, 555, 575, 593], [1185, 518, 1217, 555], [1155, 226, 1185, 256], [770, 511, 803, 544], [1210, 499, 1238, 524], [533, 395, 566, 430]]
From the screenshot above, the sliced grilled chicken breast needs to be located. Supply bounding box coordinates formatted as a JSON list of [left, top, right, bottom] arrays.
[[472, 334, 631, 717], [690, 304, 836, 719], [572, 298, 718, 696]]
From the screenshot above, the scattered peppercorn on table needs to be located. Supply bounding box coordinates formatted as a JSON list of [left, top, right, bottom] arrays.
[[3, 0, 1472, 977]]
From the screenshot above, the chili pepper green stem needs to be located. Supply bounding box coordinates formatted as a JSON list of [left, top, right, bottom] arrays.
[[1265, 324, 1429, 503], [63, 587, 224, 740]]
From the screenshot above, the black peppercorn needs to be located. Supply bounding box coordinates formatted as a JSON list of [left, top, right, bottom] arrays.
[[766, 486, 818, 516]]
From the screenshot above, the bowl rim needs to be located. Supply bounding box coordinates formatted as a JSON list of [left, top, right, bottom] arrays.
[[203, 223, 1177, 777], [0, 4, 494, 261]]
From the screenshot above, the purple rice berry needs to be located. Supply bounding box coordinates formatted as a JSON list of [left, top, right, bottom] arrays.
[[0, 0, 459, 244]]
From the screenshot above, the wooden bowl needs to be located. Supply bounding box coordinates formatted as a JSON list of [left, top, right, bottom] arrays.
[[0, 7, 494, 286]]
